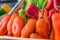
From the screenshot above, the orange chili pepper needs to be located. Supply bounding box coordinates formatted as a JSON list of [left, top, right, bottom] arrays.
[[52, 13, 60, 40], [0, 14, 11, 35], [12, 16, 24, 37], [38, 9, 51, 35], [21, 19, 36, 38], [36, 18, 48, 38], [30, 33, 43, 39], [7, 13, 18, 36]]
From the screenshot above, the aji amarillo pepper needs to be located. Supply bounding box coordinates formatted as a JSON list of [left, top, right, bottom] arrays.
[[12, 16, 24, 37], [21, 19, 36, 38], [38, 9, 51, 36], [0, 14, 11, 35], [52, 13, 60, 40], [36, 10, 48, 38], [7, 13, 18, 36]]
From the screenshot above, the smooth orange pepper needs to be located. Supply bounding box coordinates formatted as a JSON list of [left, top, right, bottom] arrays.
[[0, 14, 11, 35], [21, 19, 36, 38], [7, 13, 18, 36], [52, 13, 60, 40]]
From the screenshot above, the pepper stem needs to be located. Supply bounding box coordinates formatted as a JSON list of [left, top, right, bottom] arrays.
[[40, 9, 44, 19]]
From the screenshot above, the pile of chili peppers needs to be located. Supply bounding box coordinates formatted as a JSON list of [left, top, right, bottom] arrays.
[[46, 0, 60, 11]]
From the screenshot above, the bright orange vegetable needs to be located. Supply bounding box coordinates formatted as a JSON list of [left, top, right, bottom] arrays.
[[7, 13, 18, 36], [21, 19, 36, 38], [12, 16, 24, 37], [30, 33, 43, 39], [52, 13, 60, 40], [36, 9, 50, 38], [38, 9, 51, 35], [0, 14, 11, 35], [36, 19, 48, 38]]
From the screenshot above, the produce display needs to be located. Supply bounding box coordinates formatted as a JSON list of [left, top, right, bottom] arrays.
[[0, 0, 60, 40]]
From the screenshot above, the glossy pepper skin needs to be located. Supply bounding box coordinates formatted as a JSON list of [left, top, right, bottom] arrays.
[[54, 0, 59, 11], [48, 8, 55, 22], [52, 13, 60, 40], [26, 3, 39, 19], [46, 0, 53, 11], [0, 14, 11, 35], [25, 0, 38, 9]]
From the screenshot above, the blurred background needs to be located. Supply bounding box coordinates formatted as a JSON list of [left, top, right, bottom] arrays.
[[0, 0, 18, 8], [0, 0, 18, 16]]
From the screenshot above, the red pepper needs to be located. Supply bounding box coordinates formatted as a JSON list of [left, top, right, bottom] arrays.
[[48, 8, 55, 21], [26, 11, 35, 19], [46, 0, 53, 11], [26, 3, 39, 19], [54, 0, 59, 11]]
